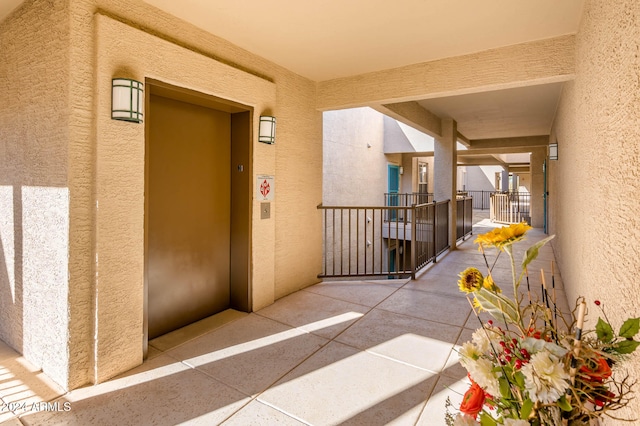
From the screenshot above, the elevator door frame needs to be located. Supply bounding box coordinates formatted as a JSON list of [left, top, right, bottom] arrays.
[[143, 79, 253, 355]]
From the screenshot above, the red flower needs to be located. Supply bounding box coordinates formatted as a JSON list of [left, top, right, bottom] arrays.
[[580, 357, 612, 383], [460, 381, 485, 419]]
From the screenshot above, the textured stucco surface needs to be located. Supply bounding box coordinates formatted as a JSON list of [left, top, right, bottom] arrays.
[[85, 0, 319, 386], [323, 108, 389, 206], [550, 0, 640, 421], [317, 35, 576, 111], [92, 13, 278, 383], [0, 0, 71, 388], [1, 0, 323, 389]]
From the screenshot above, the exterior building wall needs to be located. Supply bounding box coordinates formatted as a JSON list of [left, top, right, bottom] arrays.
[[401, 156, 434, 196], [550, 0, 640, 420], [323, 108, 388, 206], [0, 0, 72, 388], [466, 166, 501, 191], [1, 0, 323, 390]]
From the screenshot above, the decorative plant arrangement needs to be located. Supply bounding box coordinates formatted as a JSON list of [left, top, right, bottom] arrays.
[[445, 223, 639, 425]]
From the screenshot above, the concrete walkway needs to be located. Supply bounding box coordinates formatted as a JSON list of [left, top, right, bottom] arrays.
[[0, 213, 565, 425]]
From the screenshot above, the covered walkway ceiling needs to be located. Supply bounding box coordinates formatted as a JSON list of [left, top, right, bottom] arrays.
[[2, 0, 585, 152]]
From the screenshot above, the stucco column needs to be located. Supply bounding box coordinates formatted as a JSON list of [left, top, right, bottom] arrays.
[[434, 119, 457, 249], [530, 148, 545, 228], [501, 168, 510, 192]]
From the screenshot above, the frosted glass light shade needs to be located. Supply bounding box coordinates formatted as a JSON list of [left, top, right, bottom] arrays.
[[112, 78, 144, 123], [259, 116, 276, 144]]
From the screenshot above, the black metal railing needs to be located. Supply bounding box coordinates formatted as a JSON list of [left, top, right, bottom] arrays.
[[384, 192, 434, 207], [318, 200, 453, 279], [456, 196, 473, 241]]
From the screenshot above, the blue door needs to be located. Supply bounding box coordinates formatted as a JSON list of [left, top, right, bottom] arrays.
[[388, 165, 400, 220]]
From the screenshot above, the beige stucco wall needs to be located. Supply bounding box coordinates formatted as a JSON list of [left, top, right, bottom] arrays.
[[1, 0, 323, 390], [323, 108, 389, 206], [550, 0, 640, 421], [0, 0, 73, 388]]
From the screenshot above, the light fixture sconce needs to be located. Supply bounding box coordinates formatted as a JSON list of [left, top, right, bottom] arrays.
[[549, 142, 558, 160], [259, 116, 276, 144], [112, 78, 144, 123]]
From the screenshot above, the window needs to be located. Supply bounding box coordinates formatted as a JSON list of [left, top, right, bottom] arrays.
[[418, 162, 428, 194]]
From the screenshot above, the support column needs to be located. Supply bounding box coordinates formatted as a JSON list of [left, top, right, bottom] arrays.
[[530, 148, 545, 228], [501, 168, 510, 192], [434, 119, 457, 249]]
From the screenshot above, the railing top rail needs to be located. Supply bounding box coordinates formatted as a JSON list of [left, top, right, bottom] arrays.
[[317, 204, 414, 210], [318, 200, 451, 210]]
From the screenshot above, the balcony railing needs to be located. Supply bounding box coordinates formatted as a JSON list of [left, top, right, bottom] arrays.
[[456, 196, 473, 241], [490, 192, 531, 224], [318, 199, 469, 279], [384, 192, 434, 208], [458, 190, 493, 210]]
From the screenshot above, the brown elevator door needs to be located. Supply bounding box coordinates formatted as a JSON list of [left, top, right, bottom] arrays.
[[147, 94, 231, 339]]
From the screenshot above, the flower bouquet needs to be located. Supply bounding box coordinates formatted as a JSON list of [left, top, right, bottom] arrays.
[[445, 223, 639, 425]]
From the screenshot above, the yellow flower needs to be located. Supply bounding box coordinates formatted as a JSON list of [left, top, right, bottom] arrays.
[[474, 222, 532, 250], [458, 267, 484, 293], [482, 275, 501, 293]]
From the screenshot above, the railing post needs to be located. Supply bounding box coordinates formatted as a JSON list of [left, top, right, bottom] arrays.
[[432, 201, 437, 263], [411, 204, 417, 279]]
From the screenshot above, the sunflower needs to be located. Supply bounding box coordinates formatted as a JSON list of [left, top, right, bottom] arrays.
[[474, 222, 532, 250], [482, 275, 501, 293], [458, 267, 484, 293]]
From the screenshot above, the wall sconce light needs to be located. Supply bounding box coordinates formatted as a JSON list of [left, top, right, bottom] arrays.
[[549, 142, 558, 160], [399, 166, 404, 175], [112, 78, 144, 123], [259, 116, 276, 144]]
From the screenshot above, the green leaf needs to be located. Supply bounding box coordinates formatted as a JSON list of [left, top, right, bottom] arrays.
[[480, 412, 497, 426], [619, 318, 640, 338], [520, 398, 533, 419], [474, 288, 520, 325], [521, 235, 555, 271], [514, 371, 525, 389], [499, 377, 511, 399], [558, 395, 572, 412], [596, 318, 614, 342], [614, 339, 640, 354]]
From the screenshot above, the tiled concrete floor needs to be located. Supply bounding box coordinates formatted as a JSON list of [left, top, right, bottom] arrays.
[[0, 215, 566, 425]]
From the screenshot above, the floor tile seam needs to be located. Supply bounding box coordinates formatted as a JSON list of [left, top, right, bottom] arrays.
[[158, 350, 260, 398], [216, 397, 257, 426], [178, 358, 257, 399], [251, 311, 336, 341], [358, 346, 448, 376], [368, 305, 470, 331], [297, 286, 390, 310], [252, 398, 312, 425], [147, 314, 248, 354], [390, 286, 471, 302], [321, 279, 413, 345], [401, 286, 468, 299], [413, 372, 455, 426]]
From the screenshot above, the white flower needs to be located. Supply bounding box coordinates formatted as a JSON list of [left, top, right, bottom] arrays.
[[503, 419, 529, 426], [521, 337, 569, 358], [453, 413, 480, 426], [521, 351, 570, 403], [472, 326, 503, 355], [458, 342, 481, 370], [467, 357, 500, 396]]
